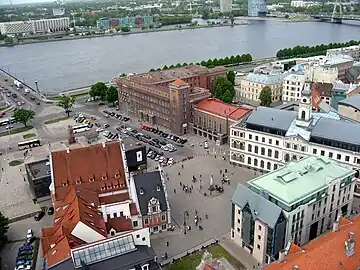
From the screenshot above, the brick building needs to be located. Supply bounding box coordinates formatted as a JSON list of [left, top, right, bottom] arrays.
[[116, 65, 227, 135], [191, 98, 252, 144]]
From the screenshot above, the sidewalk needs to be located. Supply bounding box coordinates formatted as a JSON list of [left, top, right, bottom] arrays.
[[220, 237, 260, 270]]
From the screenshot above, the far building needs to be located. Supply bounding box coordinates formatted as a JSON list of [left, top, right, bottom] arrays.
[[345, 62, 360, 84], [248, 0, 267, 16], [311, 82, 333, 110], [338, 94, 360, 122], [282, 65, 307, 103], [220, 0, 233, 13], [25, 159, 52, 201]]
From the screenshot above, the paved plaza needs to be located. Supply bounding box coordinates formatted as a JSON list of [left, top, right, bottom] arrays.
[[151, 155, 260, 262]]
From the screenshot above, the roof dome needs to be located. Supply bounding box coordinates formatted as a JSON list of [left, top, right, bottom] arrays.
[[301, 82, 312, 96]]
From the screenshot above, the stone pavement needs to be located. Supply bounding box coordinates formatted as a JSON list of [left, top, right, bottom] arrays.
[[151, 155, 257, 266]]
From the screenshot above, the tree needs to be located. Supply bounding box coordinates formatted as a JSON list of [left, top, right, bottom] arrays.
[[106, 86, 118, 106], [13, 109, 35, 127], [0, 212, 9, 248], [89, 82, 108, 100], [121, 26, 130, 32], [227, 71, 235, 85], [259, 86, 272, 106], [213, 77, 235, 103], [4, 36, 14, 45], [58, 95, 75, 117]]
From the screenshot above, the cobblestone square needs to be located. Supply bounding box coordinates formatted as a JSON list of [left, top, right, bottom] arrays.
[[151, 155, 258, 261]]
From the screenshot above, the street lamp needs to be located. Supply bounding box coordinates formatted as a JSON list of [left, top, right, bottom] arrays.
[[34, 81, 39, 93], [183, 211, 187, 234]]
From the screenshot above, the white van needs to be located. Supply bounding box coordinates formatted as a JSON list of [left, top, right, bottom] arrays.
[[24, 88, 30, 94], [204, 141, 208, 149]]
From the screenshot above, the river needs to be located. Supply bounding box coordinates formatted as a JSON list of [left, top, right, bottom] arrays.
[[0, 20, 359, 94]]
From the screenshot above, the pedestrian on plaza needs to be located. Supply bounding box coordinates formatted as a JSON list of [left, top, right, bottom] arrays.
[[191, 185, 193, 190], [174, 189, 176, 194], [180, 182, 182, 186], [166, 241, 169, 247], [195, 210, 198, 215], [1, 168, 3, 172], [220, 169, 222, 174], [228, 180, 231, 185], [205, 214, 208, 219], [23, 177, 26, 182], [182, 164, 184, 169], [200, 174, 202, 178], [165, 252, 168, 259], [225, 169, 227, 173], [178, 172, 181, 175]]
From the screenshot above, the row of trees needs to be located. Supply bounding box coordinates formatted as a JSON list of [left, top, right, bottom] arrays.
[[212, 71, 236, 103], [150, 54, 253, 72], [276, 40, 360, 59], [89, 82, 118, 105], [158, 16, 192, 26]]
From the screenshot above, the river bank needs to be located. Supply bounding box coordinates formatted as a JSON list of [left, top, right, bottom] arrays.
[[1, 22, 251, 47]]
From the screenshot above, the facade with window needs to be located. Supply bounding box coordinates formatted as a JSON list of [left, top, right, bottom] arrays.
[[248, 156, 356, 247], [282, 72, 306, 102], [231, 184, 287, 264], [132, 167, 171, 234], [230, 82, 360, 196]]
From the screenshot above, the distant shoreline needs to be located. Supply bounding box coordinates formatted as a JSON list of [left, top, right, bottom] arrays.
[[1, 22, 251, 47]]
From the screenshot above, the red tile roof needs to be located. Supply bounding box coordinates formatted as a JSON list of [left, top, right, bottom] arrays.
[[106, 217, 133, 233], [265, 216, 360, 270], [130, 203, 138, 216], [51, 141, 127, 201], [99, 193, 130, 205], [171, 79, 188, 86], [195, 98, 251, 121]]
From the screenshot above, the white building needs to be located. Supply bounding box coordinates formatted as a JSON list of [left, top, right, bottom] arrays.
[[327, 45, 360, 62], [282, 68, 307, 102], [0, 17, 69, 35], [230, 82, 360, 196], [220, 0, 233, 13], [290, 0, 319, 7]]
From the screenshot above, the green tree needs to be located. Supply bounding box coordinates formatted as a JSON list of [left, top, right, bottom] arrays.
[[235, 54, 241, 63], [213, 77, 235, 103], [106, 86, 118, 106], [163, 65, 169, 70], [121, 26, 130, 32], [4, 36, 14, 45], [0, 212, 9, 248], [149, 68, 155, 72], [206, 59, 213, 67], [13, 108, 35, 127], [259, 86, 272, 106], [89, 82, 108, 99], [176, 63, 182, 68], [227, 71, 235, 85], [58, 95, 75, 117], [200, 61, 207, 67]]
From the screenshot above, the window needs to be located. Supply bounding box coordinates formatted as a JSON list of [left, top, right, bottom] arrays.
[[254, 146, 258, 154], [293, 145, 298, 150], [153, 226, 158, 232], [313, 149, 317, 154], [110, 231, 115, 236], [162, 224, 167, 230], [255, 136, 259, 141], [275, 151, 279, 158], [141, 264, 149, 270], [262, 137, 265, 143], [258, 235, 261, 240], [286, 143, 290, 148], [162, 215, 166, 221], [258, 225, 262, 230], [329, 152, 333, 158], [345, 156, 350, 162], [248, 144, 252, 152], [321, 150, 325, 156], [248, 157, 251, 165], [136, 234, 140, 238], [113, 213, 117, 218], [142, 237, 146, 241], [267, 162, 271, 170], [260, 160, 264, 168], [152, 206, 157, 212], [238, 218, 240, 224], [268, 149, 272, 157], [237, 227, 240, 233], [144, 218, 149, 225], [107, 214, 110, 219], [249, 134, 252, 139], [269, 139, 272, 144], [257, 244, 261, 249], [337, 154, 341, 160], [261, 147, 265, 155], [275, 140, 279, 146]]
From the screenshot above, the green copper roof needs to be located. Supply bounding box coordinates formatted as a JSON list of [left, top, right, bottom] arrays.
[[247, 156, 354, 207]]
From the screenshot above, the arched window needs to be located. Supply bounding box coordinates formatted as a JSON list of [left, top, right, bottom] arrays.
[[274, 164, 278, 170], [260, 160, 264, 168], [240, 155, 244, 163], [248, 144, 252, 152], [254, 159, 258, 166], [240, 142, 245, 150], [301, 110, 306, 120], [267, 162, 271, 170], [248, 157, 252, 165], [293, 155, 297, 161], [255, 146, 259, 154], [284, 153, 290, 162]]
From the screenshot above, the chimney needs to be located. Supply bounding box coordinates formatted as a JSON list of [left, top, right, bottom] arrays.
[[293, 266, 299, 270], [66, 148, 70, 154], [279, 249, 286, 263], [102, 141, 106, 148]]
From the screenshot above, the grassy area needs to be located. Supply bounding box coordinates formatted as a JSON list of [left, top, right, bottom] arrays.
[[23, 133, 36, 139], [9, 159, 24, 166], [44, 116, 69, 125], [0, 105, 11, 111], [168, 244, 245, 270], [49, 92, 89, 100], [0, 125, 33, 137]]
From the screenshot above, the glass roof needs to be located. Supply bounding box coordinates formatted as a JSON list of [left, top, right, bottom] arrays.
[[72, 234, 136, 268]]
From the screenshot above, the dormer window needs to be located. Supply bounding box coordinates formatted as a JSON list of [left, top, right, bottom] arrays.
[[89, 174, 95, 182], [140, 188, 144, 195], [107, 186, 112, 190], [114, 170, 120, 178], [101, 173, 108, 180], [156, 185, 161, 192], [114, 184, 119, 188], [62, 182, 68, 187], [76, 180, 82, 184], [101, 186, 106, 191]]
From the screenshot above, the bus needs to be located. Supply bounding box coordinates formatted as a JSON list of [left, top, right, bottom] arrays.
[[18, 138, 42, 149], [72, 124, 89, 131], [73, 127, 90, 134], [0, 117, 16, 126]]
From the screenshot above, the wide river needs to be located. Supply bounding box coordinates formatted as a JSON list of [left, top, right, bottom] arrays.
[[0, 20, 360, 94]]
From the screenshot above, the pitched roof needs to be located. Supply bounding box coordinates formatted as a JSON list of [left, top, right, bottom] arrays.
[[51, 141, 127, 201], [311, 117, 360, 146], [247, 156, 354, 207], [244, 107, 296, 132], [171, 79, 188, 86], [106, 217, 133, 233], [245, 72, 286, 85], [264, 216, 360, 270], [312, 82, 333, 97], [99, 193, 129, 205], [195, 98, 251, 121], [133, 171, 168, 216], [231, 184, 283, 229], [338, 94, 360, 111], [345, 63, 360, 83]]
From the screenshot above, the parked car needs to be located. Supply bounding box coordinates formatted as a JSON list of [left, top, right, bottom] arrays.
[[204, 141, 209, 149], [34, 211, 45, 221], [26, 229, 33, 239], [47, 206, 54, 215], [104, 124, 110, 128], [19, 245, 33, 252]]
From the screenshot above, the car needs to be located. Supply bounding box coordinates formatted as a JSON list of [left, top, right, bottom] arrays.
[[154, 155, 160, 161], [5, 125, 14, 129], [150, 153, 157, 159], [96, 128, 104, 132], [167, 158, 175, 165], [91, 116, 96, 120], [98, 102, 105, 106], [26, 229, 33, 239], [123, 117, 130, 122], [204, 141, 209, 149], [18, 250, 33, 256], [130, 129, 138, 134], [161, 145, 169, 151], [95, 123, 101, 127], [159, 156, 165, 163], [159, 140, 166, 146], [88, 123, 93, 128], [4, 78, 7, 82], [48, 206, 54, 215], [140, 125, 148, 129], [110, 112, 115, 116], [147, 151, 153, 157], [152, 138, 159, 143], [102, 131, 110, 137], [34, 211, 45, 221], [103, 110, 108, 114], [154, 144, 161, 149], [143, 134, 151, 140], [148, 141, 155, 146], [104, 124, 110, 128]]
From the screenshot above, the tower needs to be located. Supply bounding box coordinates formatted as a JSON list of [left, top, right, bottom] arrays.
[[332, 0, 343, 21], [296, 82, 312, 128], [68, 125, 76, 144]]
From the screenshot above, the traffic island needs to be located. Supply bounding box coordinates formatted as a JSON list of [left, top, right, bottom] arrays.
[[44, 116, 69, 125], [0, 126, 33, 137], [9, 160, 24, 166]]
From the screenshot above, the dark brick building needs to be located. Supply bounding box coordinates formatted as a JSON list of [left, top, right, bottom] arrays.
[[116, 65, 227, 135]]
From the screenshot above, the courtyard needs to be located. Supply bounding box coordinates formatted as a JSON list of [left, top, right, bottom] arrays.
[[151, 155, 259, 263]]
